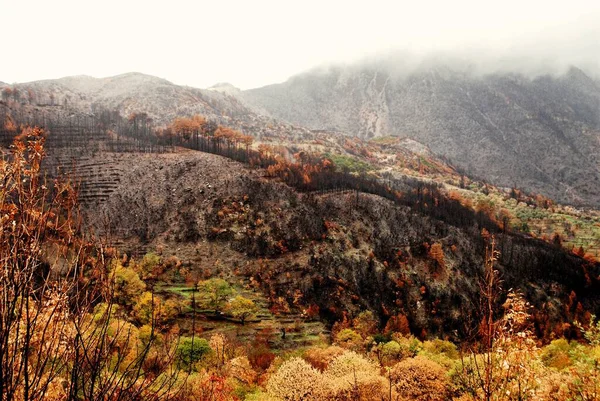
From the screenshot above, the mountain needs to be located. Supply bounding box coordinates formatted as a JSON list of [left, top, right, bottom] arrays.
[[1, 73, 317, 141], [5, 66, 600, 206], [243, 65, 600, 206], [5, 72, 255, 125]]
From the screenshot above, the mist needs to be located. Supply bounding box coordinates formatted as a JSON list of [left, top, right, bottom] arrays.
[[2, 0, 600, 88], [306, 11, 600, 83]]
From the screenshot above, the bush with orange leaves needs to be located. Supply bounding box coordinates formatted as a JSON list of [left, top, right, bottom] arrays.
[[179, 372, 236, 401], [390, 356, 450, 401], [428, 242, 445, 269], [304, 345, 346, 371], [384, 313, 411, 335]]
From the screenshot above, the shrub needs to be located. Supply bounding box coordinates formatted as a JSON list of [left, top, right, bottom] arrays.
[[391, 334, 423, 358], [566, 360, 600, 401], [226, 295, 259, 325], [226, 356, 258, 385], [209, 333, 239, 368], [137, 252, 161, 279], [353, 311, 379, 338], [133, 292, 180, 325], [113, 262, 146, 305], [420, 339, 460, 369], [197, 278, 235, 313], [325, 351, 386, 401], [248, 344, 276, 371], [373, 333, 392, 344], [422, 339, 459, 360], [335, 328, 363, 350], [266, 357, 325, 401], [176, 337, 211, 370], [540, 339, 575, 370], [381, 341, 402, 365], [185, 372, 236, 401], [428, 242, 445, 269], [390, 356, 449, 401], [326, 351, 379, 378], [384, 313, 411, 335], [304, 345, 346, 371], [133, 291, 157, 325], [535, 370, 572, 401]]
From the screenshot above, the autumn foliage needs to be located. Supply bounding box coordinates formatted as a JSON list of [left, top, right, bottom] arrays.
[[0, 129, 183, 400]]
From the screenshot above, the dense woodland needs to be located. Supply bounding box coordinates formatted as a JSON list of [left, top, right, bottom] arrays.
[[2, 100, 600, 400]]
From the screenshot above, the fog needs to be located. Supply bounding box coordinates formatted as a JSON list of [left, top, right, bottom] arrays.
[[309, 9, 600, 80], [1, 0, 599, 89]]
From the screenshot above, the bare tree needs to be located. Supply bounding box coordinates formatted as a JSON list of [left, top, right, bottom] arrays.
[[457, 235, 503, 401]]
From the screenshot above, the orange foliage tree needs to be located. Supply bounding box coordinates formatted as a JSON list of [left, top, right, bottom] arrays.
[[428, 242, 445, 269], [0, 127, 178, 401]]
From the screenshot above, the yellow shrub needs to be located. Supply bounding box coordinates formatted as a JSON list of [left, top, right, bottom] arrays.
[[266, 357, 326, 401], [325, 351, 386, 401]]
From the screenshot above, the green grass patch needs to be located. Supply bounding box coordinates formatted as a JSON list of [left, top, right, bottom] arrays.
[[157, 284, 199, 298], [369, 136, 398, 145], [324, 153, 372, 174]]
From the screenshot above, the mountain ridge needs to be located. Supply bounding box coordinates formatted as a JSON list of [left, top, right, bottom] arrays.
[[2, 72, 257, 127], [3, 65, 600, 206], [241, 64, 600, 206]]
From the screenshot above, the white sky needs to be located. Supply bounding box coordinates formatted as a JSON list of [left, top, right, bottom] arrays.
[[1, 0, 599, 89]]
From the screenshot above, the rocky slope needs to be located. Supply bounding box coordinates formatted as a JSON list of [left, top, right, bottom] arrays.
[[243, 65, 600, 206]]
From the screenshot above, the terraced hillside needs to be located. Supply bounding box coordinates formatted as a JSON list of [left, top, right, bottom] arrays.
[[67, 145, 600, 341]]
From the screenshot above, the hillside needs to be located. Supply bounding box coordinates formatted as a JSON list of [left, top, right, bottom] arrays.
[[243, 65, 600, 207], [3, 70, 600, 339], [57, 145, 598, 342]]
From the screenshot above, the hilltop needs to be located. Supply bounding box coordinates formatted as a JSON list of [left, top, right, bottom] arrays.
[[4, 72, 251, 125]]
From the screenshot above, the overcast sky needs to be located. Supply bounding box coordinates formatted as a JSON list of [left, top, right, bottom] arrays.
[[2, 0, 600, 89]]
